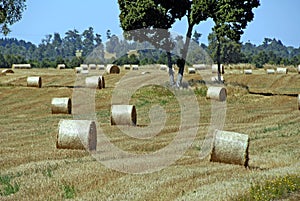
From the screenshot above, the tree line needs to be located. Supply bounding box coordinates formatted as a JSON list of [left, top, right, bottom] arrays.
[[0, 27, 300, 68]]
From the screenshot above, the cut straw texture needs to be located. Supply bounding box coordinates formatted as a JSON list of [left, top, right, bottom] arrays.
[[210, 129, 250, 167], [111, 105, 137, 126], [27, 76, 42, 88], [51, 98, 72, 114], [106, 64, 120, 74], [206, 86, 227, 101], [57, 120, 97, 150]]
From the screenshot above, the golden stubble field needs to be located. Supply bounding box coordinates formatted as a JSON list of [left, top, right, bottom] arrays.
[[0, 66, 299, 200]]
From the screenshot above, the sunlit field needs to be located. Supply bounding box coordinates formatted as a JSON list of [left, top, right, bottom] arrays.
[[0, 66, 299, 200]]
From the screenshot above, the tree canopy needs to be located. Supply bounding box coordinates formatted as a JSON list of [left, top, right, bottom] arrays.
[[0, 0, 27, 35]]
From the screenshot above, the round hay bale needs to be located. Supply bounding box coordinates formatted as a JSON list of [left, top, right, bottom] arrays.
[[85, 76, 102, 89], [244, 69, 252, 74], [276, 67, 288, 74], [160, 65, 167, 71], [51, 98, 72, 114], [81, 70, 89, 74], [57, 120, 97, 150], [80, 64, 89, 70], [75, 67, 82, 73], [298, 65, 300, 74], [1, 69, 14, 74], [57, 64, 66, 69], [89, 64, 97, 70], [298, 94, 300, 110], [206, 86, 227, 101], [210, 130, 249, 167], [193, 64, 206, 70], [111, 105, 137, 126], [106, 65, 120, 74], [132, 65, 139, 70], [27, 76, 42, 88], [188, 67, 196, 74], [266, 69, 275, 74], [97, 64, 105, 70], [124, 64, 131, 70]]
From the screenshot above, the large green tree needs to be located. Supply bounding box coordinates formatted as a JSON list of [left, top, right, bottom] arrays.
[[0, 0, 26, 35]]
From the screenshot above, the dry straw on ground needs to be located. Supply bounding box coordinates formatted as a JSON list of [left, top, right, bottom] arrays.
[[111, 105, 137, 126], [210, 129, 250, 167], [51, 97, 72, 114], [57, 120, 97, 150], [106, 64, 120, 74], [27, 76, 42, 88], [85, 76, 102, 89], [206, 86, 227, 101]]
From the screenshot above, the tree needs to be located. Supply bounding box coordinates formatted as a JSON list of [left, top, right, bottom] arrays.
[[0, 0, 26, 35], [209, 0, 260, 80]]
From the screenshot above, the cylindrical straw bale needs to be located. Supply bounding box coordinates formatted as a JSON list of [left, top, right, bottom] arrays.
[[27, 76, 42, 88], [111, 105, 137, 126], [57, 120, 97, 150], [188, 67, 196, 74], [80, 64, 89, 70], [266, 69, 275, 74], [244, 69, 252, 74], [85, 76, 102, 89], [106, 65, 120, 74], [100, 76, 105, 88], [298, 65, 300, 74], [51, 98, 72, 114], [193, 64, 206, 70], [206, 86, 227, 101], [276, 67, 288, 74], [210, 130, 249, 167], [298, 94, 300, 110], [75, 67, 82, 73], [57, 64, 65, 69], [1, 69, 14, 74], [81, 70, 89, 74], [132, 65, 139, 70], [89, 64, 97, 70], [124, 64, 131, 70], [97, 64, 105, 70], [160, 65, 167, 71]]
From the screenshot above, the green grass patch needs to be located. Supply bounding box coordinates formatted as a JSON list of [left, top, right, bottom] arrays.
[[0, 175, 20, 196], [236, 175, 300, 201], [62, 183, 76, 199]]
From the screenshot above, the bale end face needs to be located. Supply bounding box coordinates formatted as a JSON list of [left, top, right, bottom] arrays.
[[210, 130, 250, 167]]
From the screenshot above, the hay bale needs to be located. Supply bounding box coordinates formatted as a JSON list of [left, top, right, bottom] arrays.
[[212, 64, 224, 74], [97, 64, 105, 70], [12, 64, 31, 69], [1, 69, 14, 74], [132, 65, 139, 70], [277, 67, 288, 74], [89, 64, 97, 70], [51, 98, 72, 114], [57, 64, 66, 69], [85, 76, 102, 89], [80, 64, 89, 70], [27, 76, 42, 88], [206, 86, 227, 101], [244, 69, 252, 74], [193, 64, 206, 70], [100, 76, 105, 88], [75, 67, 82, 73], [106, 64, 120, 74], [81, 70, 89, 75], [298, 94, 300, 110], [160, 65, 167, 71], [111, 105, 137, 126], [57, 120, 97, 150], [124, 64, 131, 70], [266, 69, 275, 74], [188, 67, 196, 74], [298, 65, 300, 74], [210, 129, 249, 167]]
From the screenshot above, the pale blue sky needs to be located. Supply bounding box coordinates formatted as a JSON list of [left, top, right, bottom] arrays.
[[2, 0, 300, 47]]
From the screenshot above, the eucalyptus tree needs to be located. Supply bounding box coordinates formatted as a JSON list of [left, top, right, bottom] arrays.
[[0, 0, 26, 35]]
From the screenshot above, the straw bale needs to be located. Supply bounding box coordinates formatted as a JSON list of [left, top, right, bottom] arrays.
[[276, 67, 288, 74], [1, 69, 14, 74], [244, 69, 252, 74], [89, 64, 97, 70], [51, 97, 72, 114], [188, 67, 196, 74], [298, 65, 300, 74], [57, 64, 66, 69], [160, 65, 167, 71], [85, 76, 102, 89], [81, 70, 89, 74], [132, 65, 139, 70], [193, 64, 206, 70], [97, 64, 105, 70], [75, 67, 82, 73], [124, 64, 131, 70], [80, 64, 89, 70], [212, 64, 224, 74], [27, 76, 42, 88], [111, 105, 137, 126], [106, 65, 120, 74], [210, 129, 249, 167], [266, 69, 275, 74], [57, 120, 97, 150], [206, 86, 227, 101], [12, 64, 31, 69]]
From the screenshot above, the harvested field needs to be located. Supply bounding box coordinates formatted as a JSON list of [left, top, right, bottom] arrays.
[[0, 67, 299, 200]]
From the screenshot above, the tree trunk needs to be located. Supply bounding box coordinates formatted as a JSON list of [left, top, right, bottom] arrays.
[[176, 24, 194, 87], [216, 37, 222, 82], [167, 51, 175, 86]]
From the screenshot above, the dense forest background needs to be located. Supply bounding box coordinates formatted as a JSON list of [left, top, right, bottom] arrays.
[[0, 27, 300, 68]]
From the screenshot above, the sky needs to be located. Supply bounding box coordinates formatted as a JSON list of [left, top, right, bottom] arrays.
[[2, 0, 300, 47]]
